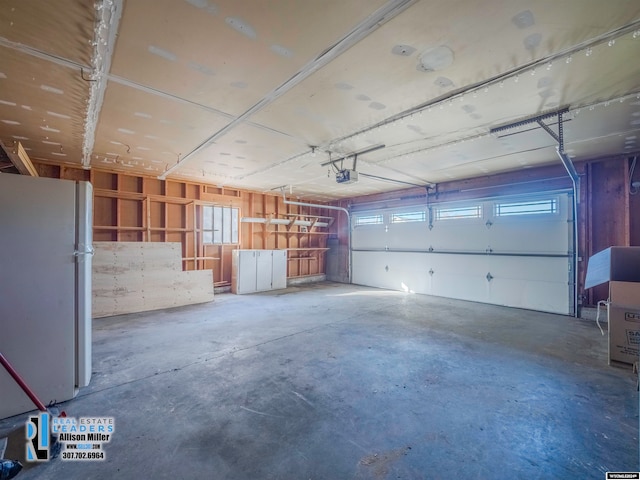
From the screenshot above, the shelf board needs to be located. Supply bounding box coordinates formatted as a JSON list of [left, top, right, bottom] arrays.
[[150, 227, 190, 232], [282, 213, 334, 219], [95, 226, 191, 232], [94, 225, 144, 231], [182, 256, 220, 261]]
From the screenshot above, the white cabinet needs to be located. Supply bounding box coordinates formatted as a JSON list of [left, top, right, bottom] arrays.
[[256, 250, 273, 291], [232, 249, 287, 294], [271, 250, 288, 290]]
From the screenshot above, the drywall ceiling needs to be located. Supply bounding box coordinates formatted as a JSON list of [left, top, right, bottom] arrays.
[[0, 0, 639, 200]]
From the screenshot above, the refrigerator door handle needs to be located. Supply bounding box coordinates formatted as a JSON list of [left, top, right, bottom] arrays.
[[74, 244, 95, 257]]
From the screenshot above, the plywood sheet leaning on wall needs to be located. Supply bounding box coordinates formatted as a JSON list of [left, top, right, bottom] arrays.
[[92, 242, 214, 318]]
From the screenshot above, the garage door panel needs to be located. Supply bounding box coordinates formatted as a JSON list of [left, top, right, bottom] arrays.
[[352, 251, 429, 294], [430, 274, 488, 303], [485, 256, 570, 313], [429, 254, 487, 275], [487, 220, 569, 254], [390, 252, 430, 294], [487, 256, 570, 281], [485, 194, 571, 253], [352, 225, 386, 249], [428, 221, 490, 251], [488, 277, 569, 314], [429, 254, 488, 303], [386, 222, 429, 249], [352, 251, 396, 290]]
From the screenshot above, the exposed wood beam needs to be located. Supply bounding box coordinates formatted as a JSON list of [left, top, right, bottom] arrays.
[[82, 0, 123, 168], [0, 141, 38, 176]]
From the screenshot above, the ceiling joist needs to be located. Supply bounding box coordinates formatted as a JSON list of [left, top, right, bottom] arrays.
[[0, 141, 38, 177], [0, 2, 639, 200]]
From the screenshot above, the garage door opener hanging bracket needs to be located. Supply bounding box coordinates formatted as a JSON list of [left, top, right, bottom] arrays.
[[490, 107, 580, 317]]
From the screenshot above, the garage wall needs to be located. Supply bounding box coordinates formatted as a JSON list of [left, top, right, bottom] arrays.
[[351, 193, 573, 314], [28, 154, 636, 302], [32, 162, 331, 287], [584, 157, 636, 304]]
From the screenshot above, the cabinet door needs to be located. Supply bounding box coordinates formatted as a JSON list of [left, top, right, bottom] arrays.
[[256, 250, 273, 291], [238, 250, 257, 294], [271, 250, 288, 290]]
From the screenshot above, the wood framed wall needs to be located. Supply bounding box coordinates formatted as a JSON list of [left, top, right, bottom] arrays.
[[32, 162, 330, 287], [29, 153, 637, 305]]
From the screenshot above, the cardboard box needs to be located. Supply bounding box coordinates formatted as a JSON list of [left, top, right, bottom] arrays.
[[584, 246, 640, 289], [584, 247, 640, 365], [608, 281, 640, 364]]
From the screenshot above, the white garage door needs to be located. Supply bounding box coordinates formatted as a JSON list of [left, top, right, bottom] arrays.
[[351, 192, 574, 315]]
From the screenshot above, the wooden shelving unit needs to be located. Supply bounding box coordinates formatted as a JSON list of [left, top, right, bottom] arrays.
[[92, 179, 236, 283], [31, 162, 334, 285], [241, 212, 334, 277]]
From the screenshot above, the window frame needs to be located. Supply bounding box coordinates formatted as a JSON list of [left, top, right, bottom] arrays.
[[390, 210, 427, 224], [435, 204, 483, 221], [202, 205, 239, 245], [354, 213, 384, 227], [494, 198, 559, 218]]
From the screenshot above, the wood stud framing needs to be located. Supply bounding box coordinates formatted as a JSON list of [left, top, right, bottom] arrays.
[[32, 162, 330, 287], [28, 153, 636, 305]]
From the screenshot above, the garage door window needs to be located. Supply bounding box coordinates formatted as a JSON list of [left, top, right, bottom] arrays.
[[391, 211, 426, 223], [435, 205, 482, 220], [355, 214, 384, 226], [495, 198, 557, 217]]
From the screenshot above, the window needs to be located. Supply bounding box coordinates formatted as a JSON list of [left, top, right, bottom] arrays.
[[495, 198, 557, 217], [391, 210, 426, 223], [354, 213, 383, 226], [203, 206, 239, 244], [435, 205, 482, 220]]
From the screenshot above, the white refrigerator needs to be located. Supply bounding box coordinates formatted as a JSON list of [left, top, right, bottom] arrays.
[[0, 174, 92, 419]]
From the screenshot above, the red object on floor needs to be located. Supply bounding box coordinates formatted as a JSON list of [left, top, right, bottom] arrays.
[[0, 352, 48, 412]]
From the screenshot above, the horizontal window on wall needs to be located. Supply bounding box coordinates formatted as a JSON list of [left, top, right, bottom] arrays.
[[390, 211, 426, 223], [203, 205, 239, 244], [495, 198, 557, 217], [354, 213, 384, 226], [435, 205, 482, 220]]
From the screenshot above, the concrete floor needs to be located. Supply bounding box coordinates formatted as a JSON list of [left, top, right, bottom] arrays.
[[1, 282, 638, 479]]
